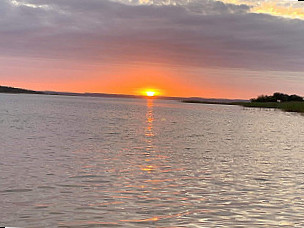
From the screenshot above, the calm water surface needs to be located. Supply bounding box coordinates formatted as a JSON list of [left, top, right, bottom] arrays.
[[1, 94, 304, 227]]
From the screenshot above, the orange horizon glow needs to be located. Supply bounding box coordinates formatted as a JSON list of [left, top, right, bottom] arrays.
[[3, 59, 303, 100]]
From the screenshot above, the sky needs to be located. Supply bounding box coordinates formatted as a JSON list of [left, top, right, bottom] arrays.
[[1, 0, 304, 98]]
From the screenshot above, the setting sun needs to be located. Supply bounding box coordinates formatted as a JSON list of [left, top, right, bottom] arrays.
[[146, 91, 155, 97], [140, 88, 160, 97]]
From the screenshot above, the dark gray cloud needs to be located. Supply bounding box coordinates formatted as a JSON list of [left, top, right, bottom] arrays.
[[1, 0, 304, 71]]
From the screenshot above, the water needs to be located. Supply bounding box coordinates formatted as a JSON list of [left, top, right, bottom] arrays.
[[1, 94, 304, 227]]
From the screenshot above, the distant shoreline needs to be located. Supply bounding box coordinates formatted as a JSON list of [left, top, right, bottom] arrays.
[[182, 100, 304, 113], [0, 86, 44, 94]]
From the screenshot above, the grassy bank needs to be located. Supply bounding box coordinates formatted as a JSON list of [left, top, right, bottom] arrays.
[[183, 100, 304, 113], [236, 101, 304, 113]]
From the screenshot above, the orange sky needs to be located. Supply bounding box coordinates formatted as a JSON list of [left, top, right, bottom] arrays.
[[1, 56, 304, 99]]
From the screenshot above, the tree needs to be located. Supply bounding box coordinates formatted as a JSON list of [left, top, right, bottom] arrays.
[[251, 92, 303, 102]]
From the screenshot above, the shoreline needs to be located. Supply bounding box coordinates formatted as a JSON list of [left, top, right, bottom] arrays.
[[182, 100, 304, 113]]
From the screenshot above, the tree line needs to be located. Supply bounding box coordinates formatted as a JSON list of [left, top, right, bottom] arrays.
[[251, 92, 303, 102]]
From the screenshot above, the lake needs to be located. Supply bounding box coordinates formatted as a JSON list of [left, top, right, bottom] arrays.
[[1, 94, 304, 227]]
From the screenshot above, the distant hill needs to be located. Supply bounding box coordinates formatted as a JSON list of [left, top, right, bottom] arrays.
[[0, 86, 44, 94]]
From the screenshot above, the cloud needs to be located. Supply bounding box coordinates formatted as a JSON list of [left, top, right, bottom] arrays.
[[113, 0, 250, 15], [115, 0, 304, 20], [1, 0, 304, 72], [215, 0, 304, 20]]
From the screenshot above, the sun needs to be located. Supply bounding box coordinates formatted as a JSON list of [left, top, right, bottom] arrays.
[[146, 91, 156, 97], [139, 88, 161, 97]]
